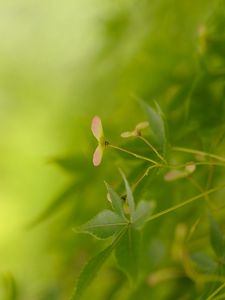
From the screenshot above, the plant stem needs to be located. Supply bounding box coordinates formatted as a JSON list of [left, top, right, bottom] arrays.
[[108, 144, 159, 165], [187, 176, 216, 210], [206, 282, 225, 300], [172, 146, 225, 163], [213, 292, 225, 300], [146, 184, 225, 223], [132, 165, 159, 191], [138, 136, 167, 163]]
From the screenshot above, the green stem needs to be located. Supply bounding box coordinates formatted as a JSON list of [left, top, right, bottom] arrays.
[[206, 282, 225, 300], [214, 292, 225, 300], [146, 184, 225, 223], [108, 144, 160, 165], [172, 146, 225, 163], [187, 176, 216, 210], [138, 136, 167, 163], [132, 165, 159, 191]]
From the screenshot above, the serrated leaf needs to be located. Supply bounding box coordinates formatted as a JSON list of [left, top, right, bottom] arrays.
[[120, 170, 135, 221], [78, 210, 128, 239], [105, 182, 127, 220], [209, 215, 225, 258], [133, 200, 155, 229], [140, 100, 167, 153], [115, 225, 141, 281], [71, 228, 127, 300]]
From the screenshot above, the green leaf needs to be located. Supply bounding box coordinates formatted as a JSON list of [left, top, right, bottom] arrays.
[[78, 210, 127, 239], [140, 100, 167, 153], [133, 200, 155, 229], [209, 215, 225, 258], [2, 272, 17, 300], [191, 252, 217, 273], [115, 225, 141, 281], [27, 182, 78, 228], [50, 154, 90, 175], [120, 170, 135, 221], [105, 182, 127, 220], [70, 228, 126, 300]]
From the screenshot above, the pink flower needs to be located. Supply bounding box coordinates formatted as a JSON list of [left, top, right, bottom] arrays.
[[91, 116, 106, 167]]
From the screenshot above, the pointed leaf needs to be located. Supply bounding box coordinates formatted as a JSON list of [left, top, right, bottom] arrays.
[[78, 210, 127, 239], [105, 182, 127, 220], [209, 215, 225, 258], [27, 182, 78, 228], [70, 228, 126, 300], [50, 154, 89, 175], [133, 200, 155, 229], [120, 170, 135, 221], [115, 226, 141, 281], [140, 100, 167, 153]]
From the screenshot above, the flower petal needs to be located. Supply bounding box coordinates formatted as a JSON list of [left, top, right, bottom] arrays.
[[93, 145, 103, 167], [185, 163, 196, 174], [164, 170, 185, 182], [120, 131, 134, 138], [91, 116, 103, 141], [136, 121, 149, 131]]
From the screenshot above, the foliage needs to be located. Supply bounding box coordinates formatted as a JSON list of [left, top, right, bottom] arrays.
[[1, 0, 225, 300], [67, 100, 225, 299]]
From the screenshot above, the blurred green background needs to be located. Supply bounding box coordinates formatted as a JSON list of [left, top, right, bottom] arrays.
[[1, 0, 225, 299]]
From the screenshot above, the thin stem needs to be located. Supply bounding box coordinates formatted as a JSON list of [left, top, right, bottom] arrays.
[[187, 176, 216, 210], [172, 146, 225, 163], [186, 217, 201, 241], [108, 144, 160, 165], [132, 165, 159, 191], [206, 282, 225, 300], [214, 292, 225, 300], [137, 136, 166, 163], [206, 160, 214, 190], [146, 184, 225, 223]]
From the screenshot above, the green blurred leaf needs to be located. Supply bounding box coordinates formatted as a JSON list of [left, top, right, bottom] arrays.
[[191, 252, 217, 273], [133, 200, 155, 229], [50, 154, 91, 175], [115, 225, 141, 281], [71, 228, 127, 300], [27, 181, 79, 228], [78, 210, 127, 239], [140, 100, 167, 153], [209, 215, 225, 258], [2, 273, 17, 300], [105, 182, 127, 220]]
